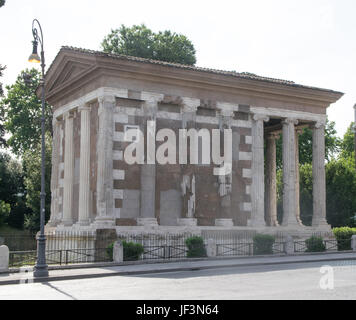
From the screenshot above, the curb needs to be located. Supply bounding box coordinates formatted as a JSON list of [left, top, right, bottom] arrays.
[[1, 253, 355, 286]]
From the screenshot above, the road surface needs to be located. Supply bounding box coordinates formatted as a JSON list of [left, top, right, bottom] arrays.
[[0, 259, 355, 300]]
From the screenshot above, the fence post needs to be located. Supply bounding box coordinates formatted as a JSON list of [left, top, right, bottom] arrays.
[[0, 245, 9, 272], [285, 235, 294, 255], [352, 235, 356, 252], [113, 241, 124, 263], [206, 239, 217, 257]]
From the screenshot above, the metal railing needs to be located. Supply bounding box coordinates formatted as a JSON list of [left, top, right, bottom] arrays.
[[9, 248, 111, 267], [5, 231, 355, 267]]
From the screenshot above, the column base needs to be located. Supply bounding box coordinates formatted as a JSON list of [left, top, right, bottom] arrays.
[[58, 220, 74, 227], [215, 219, 234, 227], [74, 220, 91, 227], [177, 218, 198, 226], [312, 218, 331, 230], [136, 218, 158, 227], [92, 216, 115, 228], [247, 218, 266, 228]]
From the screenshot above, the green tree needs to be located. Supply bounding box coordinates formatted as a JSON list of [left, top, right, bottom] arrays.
[[102, 24, 197, 65], [326, 156, 356, 227], [277, 158, 356, 228], [0, 0, 5, 8], [340, 122, 355, 159], [0, 152, 28, 229], [0, 200, 10, 227], [22, 135, 52, 232], [0, 68, 52, 155]]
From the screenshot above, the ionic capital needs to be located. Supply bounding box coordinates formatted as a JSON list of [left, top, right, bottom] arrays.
[[141, 91, 164, 103], [98, 95, 116, 105], [312, 121, 326, 129], [282, 118, 298, 126], [216, 102, 237, 118], [64, 111, 74, 120], [252, 114, 269, 122], [78, 104, 91, 112], [181, 97, 200, 113]]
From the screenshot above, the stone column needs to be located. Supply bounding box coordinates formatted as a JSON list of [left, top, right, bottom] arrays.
[[137, 93, 163, 227], [94, 96, 115, 227], [62, 112, 74, 226], [78, 105, 91, 226], [48, 118, 61, 227], [311, 122, 329, 228], [295, 128, 303, 226], [178, 98, 199, 227], [281, 118, 299, 227], [265, 132, 279, 226], [215, 108, 234, 227], [248, 114, 269, 227]]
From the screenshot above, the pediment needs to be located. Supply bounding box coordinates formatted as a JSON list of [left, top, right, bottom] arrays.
[[46, 59, 92, 93]]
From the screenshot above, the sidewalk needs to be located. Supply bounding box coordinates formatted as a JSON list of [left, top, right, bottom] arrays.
[[1, 251, 356, 285]]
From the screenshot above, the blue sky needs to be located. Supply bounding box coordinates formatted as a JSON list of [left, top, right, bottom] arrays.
[[1, 0, 355, 137]]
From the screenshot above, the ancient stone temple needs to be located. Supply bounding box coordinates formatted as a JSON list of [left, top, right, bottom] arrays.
[[44, 46, 343, 238]]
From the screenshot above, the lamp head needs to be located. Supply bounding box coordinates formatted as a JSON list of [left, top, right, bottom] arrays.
[[28, 40, 40, 63]]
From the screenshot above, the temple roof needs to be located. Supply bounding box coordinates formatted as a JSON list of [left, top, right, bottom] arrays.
[[47, 46, 342, 95]]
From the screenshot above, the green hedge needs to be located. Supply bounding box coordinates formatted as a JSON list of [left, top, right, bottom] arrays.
[[106, 241, 145, 261], [333, 227, 356, 251], [185, 236, 207, 258], [305, 236, 326, 252], [253, 234, 275, 255]]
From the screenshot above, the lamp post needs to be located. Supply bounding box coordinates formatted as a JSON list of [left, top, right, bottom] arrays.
[[27, 18, 48, 278]]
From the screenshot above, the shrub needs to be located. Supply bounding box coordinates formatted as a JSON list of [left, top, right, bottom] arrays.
[[185, 236, 207, 258], [305, 236, 326, 252], [106, 242, 114, 260], [123, 241, 144, 261], [252, 234, 275, 255], [106, 241, 145, 261], [333, 227, 356, 251]]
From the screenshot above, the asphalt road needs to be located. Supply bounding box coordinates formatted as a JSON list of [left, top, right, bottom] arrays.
[[0, 259, 355, 300]]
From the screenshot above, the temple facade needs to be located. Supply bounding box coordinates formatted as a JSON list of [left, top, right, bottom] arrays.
[[44, 46, 343, 238]]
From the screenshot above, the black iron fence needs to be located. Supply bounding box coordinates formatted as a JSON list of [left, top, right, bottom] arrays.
[[8, 248, 111, 267], [2, 231, 354, 268]]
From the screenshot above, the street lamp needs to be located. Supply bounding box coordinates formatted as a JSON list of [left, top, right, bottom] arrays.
[[27, 18, 48, 278]]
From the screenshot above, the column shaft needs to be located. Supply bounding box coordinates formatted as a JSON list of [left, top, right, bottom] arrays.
[[177, 98, 199, 227], [95, 96, 115, 226], [265, 133, 279, 226], [138, 95, 161, 226], [295, 129, 303, 225], [249, 114, 269, 227], [62, 112, 74, 225], [78, 105, 91, 225], [312, 123, 328, 227], [282, 118, 298, 227]]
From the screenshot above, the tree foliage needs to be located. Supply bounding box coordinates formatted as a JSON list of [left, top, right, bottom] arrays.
[[340, 122, 355, 159], [326, 156, 356, 227], [0, 152, 28, 229], [102, 24, 197, 65], [0, 200, 10, 227], [22, 135, 52, 232], [0, 0, 5, 8], [0, 69, 52, 156]]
